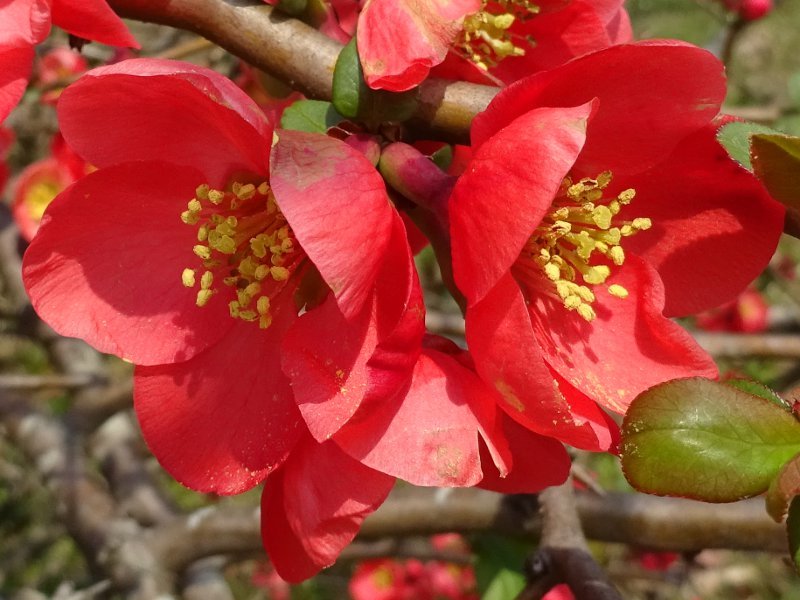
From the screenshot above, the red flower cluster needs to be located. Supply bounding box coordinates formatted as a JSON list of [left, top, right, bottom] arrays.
[[19, 0, 784, 587]]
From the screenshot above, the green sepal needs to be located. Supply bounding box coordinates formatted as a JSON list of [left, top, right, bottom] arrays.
[[280, 99, 345, 134], [332, 38, 418, 126]]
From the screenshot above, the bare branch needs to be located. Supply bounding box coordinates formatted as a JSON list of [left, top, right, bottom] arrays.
[[106, 0, 497, 142]]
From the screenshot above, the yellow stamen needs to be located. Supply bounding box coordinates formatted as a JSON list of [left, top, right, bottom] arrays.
[[457, 0, 539, 71], [180, 181, 303, 329], [520, 171, 649, 322]]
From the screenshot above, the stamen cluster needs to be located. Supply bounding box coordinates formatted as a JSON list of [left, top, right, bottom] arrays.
[[458, 0, 539, 70], [523, 171, 651, 321], [180, 181, 301, 329]]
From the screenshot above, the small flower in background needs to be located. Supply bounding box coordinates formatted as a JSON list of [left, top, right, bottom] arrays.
[[251, 560, 291, 600], [723, 0, 774, 20], [634, 549, 680, 572], [34, 47, 89, 105], [349, 534, 478, 600], [695, 287, 769, 333], [12, 133, 89, 241]]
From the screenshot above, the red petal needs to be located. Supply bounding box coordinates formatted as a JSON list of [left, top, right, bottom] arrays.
[[0, 0, 50, 46], [335, 349, 500, 487], [472, 42, 726, 176], [531, 256, 718, 414], [51, 0, 138, 48], [0, 46, 33, 123], [22, 162, 234, 365], [357, 0, 480, 91], [491, 1, 615, 84], [284, 214, 425, 440], [270, 130, 396, 318], [467, 272, 615, 450], [134, 315, 302, 495], [479, 413, 571, 494], [58, 60, 270, 185], [451, 103, 591, 304], [623, 123, 784, 316], [262, 437, 394, 582]]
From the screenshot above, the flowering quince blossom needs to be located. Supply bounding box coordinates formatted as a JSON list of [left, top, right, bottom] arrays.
[[0, 0, 138, 124], [356, 0, 631, 91], [19, 58, 438, 576], [449, 42, 785, 451]]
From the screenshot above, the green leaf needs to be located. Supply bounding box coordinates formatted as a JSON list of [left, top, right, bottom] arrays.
[[725, 378, 793, 413], [717, 121, 784, 170], [621, 377, 800, 502], [751, 133, 800, 209], [276, 0, 307, 16], [474, 535, 528, 600], [788, 496, 800, 575], [766, 453, 800, 522], [331, 38, 418, 126], [280, 100, 345, 134]]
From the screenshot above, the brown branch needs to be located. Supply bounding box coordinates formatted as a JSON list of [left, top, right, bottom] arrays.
[[146, 487, 786, 573], [106, 0, 497, 142], [519, 480, 622, 600]]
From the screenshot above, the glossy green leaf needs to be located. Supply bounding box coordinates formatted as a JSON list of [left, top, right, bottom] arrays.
[[279, 100, 344, 134], [751, 133, 800, 208], [766, 453, 800, 522], [788, 496, 800, 575], [725, 378, 793, 413], [717, 121, 783, 170], [331, 38, 418, 125], [621, 377, 800, 502]]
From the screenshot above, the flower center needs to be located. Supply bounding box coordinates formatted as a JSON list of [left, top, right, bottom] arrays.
[[180, 181, 304, 329], [457, 0, 539, 71], [516, 171, 651, 322]]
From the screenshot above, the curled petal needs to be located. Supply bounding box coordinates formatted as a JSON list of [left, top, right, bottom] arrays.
[[358, 0, 481, 91], [59, 61, 270, 185], [51, 0, 138, 48], [261, 437, 394, 582], [270, 130, 396, 318], [451, 103, 592, 304]]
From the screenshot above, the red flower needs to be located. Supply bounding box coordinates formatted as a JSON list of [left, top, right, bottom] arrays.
[[449, 43, 784, 450], [12, 133, 89, 241], [0, 0, 137, 123], [23, 59, 423, 497], [35, 46, 89, 105], [356, 0, 630, 91], [695, 287, 769, 333]]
